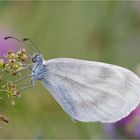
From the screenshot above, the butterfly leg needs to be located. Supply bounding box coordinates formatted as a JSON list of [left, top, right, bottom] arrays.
[[16, 76, 36, 93], [14, 74, 32, 83], [13, 73, 37, 93], [16, 83, 32, 88], [17, 84, 34, 93], [15, 65, 33, 75], [29, 75, 36, 86]]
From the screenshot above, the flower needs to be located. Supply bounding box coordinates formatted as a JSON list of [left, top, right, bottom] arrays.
[[0, 47, 29, 105], [4, 59, 23, 75], [0, 49, 29, 75], [1, 81, 20, 105], [5, 50, 17, 60], [16, 48, 28, 62], [104, 106, 140, 139], [0, 38, 19, 60]]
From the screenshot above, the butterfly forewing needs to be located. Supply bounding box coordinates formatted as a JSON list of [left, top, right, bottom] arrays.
[[41, 58, 140, 122]]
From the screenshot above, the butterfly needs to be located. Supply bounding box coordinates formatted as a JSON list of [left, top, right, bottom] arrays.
[[4, 36, 140, 123]]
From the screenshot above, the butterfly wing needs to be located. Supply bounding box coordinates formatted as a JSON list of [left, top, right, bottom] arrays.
[[41, 58, 140, 122]]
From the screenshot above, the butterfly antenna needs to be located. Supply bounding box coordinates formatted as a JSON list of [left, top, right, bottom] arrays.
[[4, 36, 23, 44], [4, 36, 40, 54], [22, 38, 40, 54]]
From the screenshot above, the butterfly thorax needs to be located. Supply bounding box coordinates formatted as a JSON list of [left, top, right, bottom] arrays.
[[32, 55, 46, 81]]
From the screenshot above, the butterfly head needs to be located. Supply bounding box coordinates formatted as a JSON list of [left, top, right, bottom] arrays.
[[32, 54, 43, 63]]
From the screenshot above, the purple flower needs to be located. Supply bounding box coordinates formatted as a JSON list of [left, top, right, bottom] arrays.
[[104, 106, 140, 139], [104, 123, 118, 138], [0, 26, 21, 59], [0, 38, 19, 59], [135, 123, 140, 138]]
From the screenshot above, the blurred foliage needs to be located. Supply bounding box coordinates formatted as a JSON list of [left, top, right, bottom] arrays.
[[0, 1, 140, 139]]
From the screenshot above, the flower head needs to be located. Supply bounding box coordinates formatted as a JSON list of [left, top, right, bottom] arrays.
[[5, 50, 17, 60], [16, 48, 28, 62], [0, 49, 29, 75], [4, 59, 23, 75], [1, 81, 20, 105], [0, 48, 29, 104]]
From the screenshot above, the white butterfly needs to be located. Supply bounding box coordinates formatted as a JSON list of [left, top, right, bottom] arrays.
[[31, 55, 140, 123], [5, 37, 140, 123]]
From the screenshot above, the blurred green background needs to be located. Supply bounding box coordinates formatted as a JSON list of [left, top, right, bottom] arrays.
[[1, 1, 140, 139]]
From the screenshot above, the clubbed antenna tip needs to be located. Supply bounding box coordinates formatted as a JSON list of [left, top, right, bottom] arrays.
[[22, 38, 29, 41], [4, 36, 13, 40]]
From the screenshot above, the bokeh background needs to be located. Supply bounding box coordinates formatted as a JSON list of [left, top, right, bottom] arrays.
[[1, 1, 140, 139]]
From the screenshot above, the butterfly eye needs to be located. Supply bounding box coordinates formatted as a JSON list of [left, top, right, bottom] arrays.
[[32, 56, 37, 63]]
